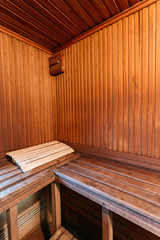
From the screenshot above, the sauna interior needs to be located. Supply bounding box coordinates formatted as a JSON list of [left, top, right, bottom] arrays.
[[0, 0, 160, 240]]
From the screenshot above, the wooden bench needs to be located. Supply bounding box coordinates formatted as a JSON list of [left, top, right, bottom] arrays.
[[54, 155, 160, 239], [0, 152, 80, 240]]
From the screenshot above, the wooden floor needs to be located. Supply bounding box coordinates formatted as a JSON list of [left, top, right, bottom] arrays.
[[22, 225, 78, 240], [22, 226, 45, 240]]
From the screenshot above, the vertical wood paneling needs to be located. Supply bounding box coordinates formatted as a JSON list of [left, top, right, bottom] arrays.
[[142, 7, 149, 156], [107, 26, 113, 150], [99, 30, 103, 148], [112, 22, 118, 151], [54, 1, 160, 162], [128, 14, 135, 154], [118, 20, 123, 152], [95, 32, 100, 148], [122, 17, 129, 153], [134, 11, 141, 155], [155, 1, 160, 159], [91, 34, 95, 147], [102, 28, 108, 148], [87, 36, 92, 146], [148, 4, 156, 157], [0, 31, 54, 162]]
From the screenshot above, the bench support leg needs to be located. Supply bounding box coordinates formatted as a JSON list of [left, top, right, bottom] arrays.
[[51, 182, 61, 234], [6, 205, 19, 240], [102, 207, 113, 240]]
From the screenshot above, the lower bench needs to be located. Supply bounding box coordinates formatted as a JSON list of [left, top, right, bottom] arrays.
[[54, 155, 160, 239], [50, 226, 77, 240]]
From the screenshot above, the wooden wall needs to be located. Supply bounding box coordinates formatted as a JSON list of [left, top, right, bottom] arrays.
[[54, 0, 160, 164], [0, 31, 55, 163], [54, 2, 160, 239]]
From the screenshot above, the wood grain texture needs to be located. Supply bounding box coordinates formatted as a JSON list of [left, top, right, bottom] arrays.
[[0, 32, 55, 163], [54, 1, 160, 164], [61, 185, 160, 240], [6, 205, 19, 240], [102, 207, 113, 240], [54, 157, 160, 237], [0, 0, 141, 51]]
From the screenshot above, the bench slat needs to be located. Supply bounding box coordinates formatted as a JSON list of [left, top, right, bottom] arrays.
[[71, 161, 160, 193], [0, 165, 18, 176], [78, 157, 160, 184], [54, 157, 160, 237], [7, 141, 59, 156], [55, 167, 160, 216], [0, 169, 55, 214], [64, 162, 160, 204]]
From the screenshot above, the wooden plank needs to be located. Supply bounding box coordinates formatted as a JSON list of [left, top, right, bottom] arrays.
[[53, 0, 159, 53], [12, 144, 72, 162], [7, 141, 59, 156], [155, 1, 160, 158], [148, 4, 156, 157], [0, 165, 18, 176], [128, 14, 135, 154], [88, 0, 111, 20], [141, 7, 149, 156], [58, 230, 73, 240], [69, 161, 160, 192], [122, 17, 129, 153], [51, 182, 61, 232], [51, 0, 89, 31], [50, 226, 65, 240], [117, 20, 123, 152], [62, 163, 160, 205], [7, 142, 74, 172], [63, 0, 95, 28], [6, 205, 19, 240], [102, 207, 113, 240], [54, 167, 160, 218], [0, 154, 80, 191], [90, 34, 95, 147], [94, 31, 100, 147], [107, 26, 113, 150], [0, 169, 20, 182], [68, 143, 160, 168], [77, 0, 103, 24], [134, 11, 141, 155], [3, 0, 73, 39], [56, 171, 160, 237], [112, 22, 118, 151], [102, 0, 120, 15], [0, 169, 55, 214], [77, 157, 160, 181]]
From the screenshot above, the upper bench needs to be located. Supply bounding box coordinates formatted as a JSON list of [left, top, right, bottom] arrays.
[[0, 141, 80, 214], [54, 155, 160, 237]]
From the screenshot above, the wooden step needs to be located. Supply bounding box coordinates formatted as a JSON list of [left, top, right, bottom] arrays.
[[50, 226, 78, 240]]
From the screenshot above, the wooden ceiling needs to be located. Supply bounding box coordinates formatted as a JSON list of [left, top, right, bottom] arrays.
[[0, 0, 141, 52]]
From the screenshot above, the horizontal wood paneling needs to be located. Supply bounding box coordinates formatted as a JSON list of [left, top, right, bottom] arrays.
[[54, 0, 160, 164], [0, 31, 55, 162]]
